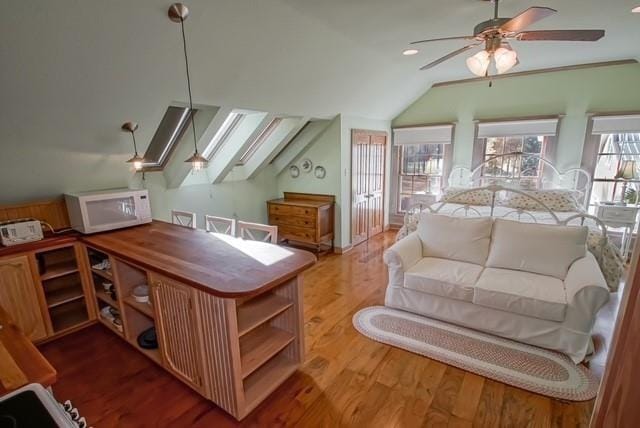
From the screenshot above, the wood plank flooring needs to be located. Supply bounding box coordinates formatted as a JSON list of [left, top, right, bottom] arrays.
[[39, 231, 599, 427]]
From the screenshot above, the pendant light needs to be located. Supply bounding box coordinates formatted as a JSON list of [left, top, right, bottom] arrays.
[[169, 3, 208, 172], [122, 121, 145, 171]]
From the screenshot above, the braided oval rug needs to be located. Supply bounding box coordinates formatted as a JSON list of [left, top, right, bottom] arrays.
[[353, 306, 599, 401]]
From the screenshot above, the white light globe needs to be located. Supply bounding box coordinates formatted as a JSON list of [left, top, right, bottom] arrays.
[[494, 47, 518, 74], [466, 50, 491, 77]]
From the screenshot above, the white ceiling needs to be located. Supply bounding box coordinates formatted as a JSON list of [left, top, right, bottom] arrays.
[[1, 0, 639, 201]]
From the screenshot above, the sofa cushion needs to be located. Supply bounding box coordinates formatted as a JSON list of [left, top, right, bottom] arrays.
[[486, 218, 588, 279], [418, 213, 493, 265], [473, 268, 567, 322], [404, 257, 483, 302]]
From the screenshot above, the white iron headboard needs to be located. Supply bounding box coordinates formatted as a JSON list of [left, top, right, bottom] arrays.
[[448, 153, 591, 209]]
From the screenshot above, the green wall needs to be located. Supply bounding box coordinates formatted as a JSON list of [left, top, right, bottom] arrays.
[[394, 62, 640, 171]]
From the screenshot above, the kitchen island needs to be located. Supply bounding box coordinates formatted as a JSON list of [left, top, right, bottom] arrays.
[[80, 221, 316, 420]]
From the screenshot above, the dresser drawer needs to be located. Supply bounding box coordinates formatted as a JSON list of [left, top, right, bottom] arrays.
[[279, 225, 317, 243], [269, 204, 317, 218], [270, 214, 316, 228], [598, 206, 638, 224]]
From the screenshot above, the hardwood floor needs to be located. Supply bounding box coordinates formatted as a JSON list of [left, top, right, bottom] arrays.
[[39, 231, 601, 427]]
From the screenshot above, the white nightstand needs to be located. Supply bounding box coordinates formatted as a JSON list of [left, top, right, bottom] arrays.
[[595, 203, 640, 258]]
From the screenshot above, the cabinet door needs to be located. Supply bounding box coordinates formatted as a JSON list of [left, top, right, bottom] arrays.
[[0, 255, 48, 341], [150, 274, 204, 392]]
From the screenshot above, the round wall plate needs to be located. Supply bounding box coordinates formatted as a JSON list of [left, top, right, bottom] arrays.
[[289, 165, 300, 178], [314, 165, 326, 179], [300, 158, 313, 173]]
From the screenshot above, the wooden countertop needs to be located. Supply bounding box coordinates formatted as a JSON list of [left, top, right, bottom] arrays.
[[0, 306, 56, 395], [81, 221, 316, 298], [0, 231, 78, 258]]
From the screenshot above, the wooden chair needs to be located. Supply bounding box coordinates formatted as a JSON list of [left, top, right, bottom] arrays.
[[237, 221, 278, 244], [171, 210, 196, 229], [205, 215, 236, 236]]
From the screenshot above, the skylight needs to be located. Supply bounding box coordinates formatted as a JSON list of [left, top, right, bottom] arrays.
[[142, 106, 195, 169], [202, 112, 245, 160], [237, 118, 283, 165]]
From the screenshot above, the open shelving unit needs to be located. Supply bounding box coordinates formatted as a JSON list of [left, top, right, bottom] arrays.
[[85, 247, 123, 336], [234, 284, 301, 415], [35, 244, 90, 334], [112, 258, 160, 365]]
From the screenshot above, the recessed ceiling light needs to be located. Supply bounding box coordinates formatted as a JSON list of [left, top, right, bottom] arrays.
[[633, 5, 640, 12], [402, 48, 419, 56]]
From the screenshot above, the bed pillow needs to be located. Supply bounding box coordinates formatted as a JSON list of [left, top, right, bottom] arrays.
[[486, 218, 588, 279], [442, 187, 494, 206], [505, 189, 581, 212], [418, 213, 493, 265]]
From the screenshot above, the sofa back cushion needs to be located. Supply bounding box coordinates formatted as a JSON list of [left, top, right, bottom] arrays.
[[486, 218, 588, 279], [418, 213, 493, 265]]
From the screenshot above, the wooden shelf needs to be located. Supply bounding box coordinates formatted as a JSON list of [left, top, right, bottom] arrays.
[[40, 261, 78, 281], [95, 290, 119, 308], [137, 345, 161, 365], [243, 353, 298, 413], [123, 296, 154, 319], [91, 268, 112, 280], [50, 300, 89, 333], [98, 316, 124, 337], [240, 325, 294, 378], [237, 293, 292, 337], [46, 286, 84, 308]]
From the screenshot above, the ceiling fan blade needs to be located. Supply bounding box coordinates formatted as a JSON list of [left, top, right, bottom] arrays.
[[420, 43, 480, 70], [516, 29, 605, 41], [500, 7, 557, 33], [410, 36, 476, 45]]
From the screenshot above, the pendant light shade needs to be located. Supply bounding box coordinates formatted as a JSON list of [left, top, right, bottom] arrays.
[[494, 47, 518, 74], [169, 3, 208, 171], [466, 50, 491, 77], [122, 121, 145, 171]]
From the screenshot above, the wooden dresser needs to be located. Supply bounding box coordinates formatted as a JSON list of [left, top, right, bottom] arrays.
[[267, 192, 335, 252]]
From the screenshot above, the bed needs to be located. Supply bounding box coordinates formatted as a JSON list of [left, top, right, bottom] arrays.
[[397, 153, 624, 291]]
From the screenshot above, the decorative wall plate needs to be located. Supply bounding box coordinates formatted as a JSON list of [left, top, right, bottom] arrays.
[[300, 158, 313, 173], [289, 165, 300, 178], [314, 165, 326, 179]]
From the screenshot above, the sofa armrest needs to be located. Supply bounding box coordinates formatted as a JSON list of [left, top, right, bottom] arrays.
[[383, 232, 422, 288], [564, 252, 610, 330]]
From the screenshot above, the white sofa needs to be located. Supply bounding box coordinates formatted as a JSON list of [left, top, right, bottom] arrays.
[[384, 213, 610, 363]]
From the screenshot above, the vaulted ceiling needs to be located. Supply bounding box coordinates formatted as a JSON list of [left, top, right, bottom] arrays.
[[1, 0, 638, 201]]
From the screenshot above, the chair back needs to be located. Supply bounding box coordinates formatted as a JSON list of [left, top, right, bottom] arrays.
[[171, 210, 196, 229], [205, 215, 236, 236], [237, 221, 278, 244]]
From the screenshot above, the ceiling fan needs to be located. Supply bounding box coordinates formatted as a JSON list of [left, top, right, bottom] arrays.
[[404, 0, 605, 77]]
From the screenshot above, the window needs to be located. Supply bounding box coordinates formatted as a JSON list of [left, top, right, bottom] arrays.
[[589, 133, 640, 209], [397, 143, 444, 212], [143, 106, 195, 169], [202, 112, 245, 160], [482, 135, 547, 183], [237, 118, 282, 165]]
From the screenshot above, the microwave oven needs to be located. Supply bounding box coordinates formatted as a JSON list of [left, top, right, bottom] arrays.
[[65, 189, 152, 234]]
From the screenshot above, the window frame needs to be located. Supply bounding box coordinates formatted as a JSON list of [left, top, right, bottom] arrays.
[[237, 117, 283, 165], [480, 135, 550, 185], [395, 142, 448, 214], [142, 106, 195, 171]]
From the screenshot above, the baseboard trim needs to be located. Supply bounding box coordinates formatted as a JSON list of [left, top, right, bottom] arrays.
[[334, 245, 353, 255]]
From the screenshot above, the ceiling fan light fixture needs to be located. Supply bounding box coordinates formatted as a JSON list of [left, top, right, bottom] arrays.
[[466, 50, 491, 77], [402, 48, 419, 56], [632, 5, 640, 13], [494, 47, 518, 74]]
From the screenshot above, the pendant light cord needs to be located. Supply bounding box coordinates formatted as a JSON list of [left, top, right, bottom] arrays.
[[131, 131, 139, 156], [179, 18, 199, 155]]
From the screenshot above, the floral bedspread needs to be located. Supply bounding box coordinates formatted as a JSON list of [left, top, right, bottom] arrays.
[[397, 206, 624, 292]]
